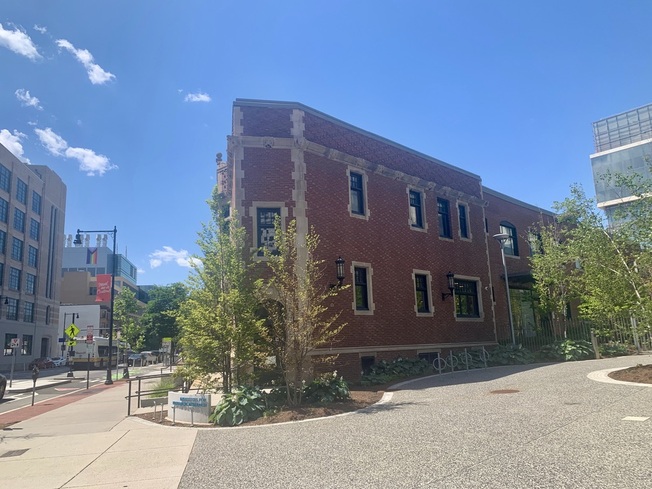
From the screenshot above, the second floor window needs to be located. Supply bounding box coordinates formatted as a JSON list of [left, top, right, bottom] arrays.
[[23, 302, 34, 323], [350, 172, 365, 215], [6, 298, 18, 321], [438, 198, 451, 238], [458, 204, 469, 239], [409, 190, 424, 228], [500, 222, 519, 256]]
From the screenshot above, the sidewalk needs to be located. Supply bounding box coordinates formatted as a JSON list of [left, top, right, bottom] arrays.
[[0, 378, 197, 489]]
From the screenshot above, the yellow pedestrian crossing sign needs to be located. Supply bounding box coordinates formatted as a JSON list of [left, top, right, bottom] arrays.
[[65, 323, 80, 339], [66, 339, 77, 347]]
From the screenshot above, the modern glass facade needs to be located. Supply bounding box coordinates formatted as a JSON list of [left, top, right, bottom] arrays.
[[591, 104, 652, 223]]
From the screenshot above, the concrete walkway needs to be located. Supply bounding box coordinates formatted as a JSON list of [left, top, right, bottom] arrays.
[[0, 379, 197, 489]]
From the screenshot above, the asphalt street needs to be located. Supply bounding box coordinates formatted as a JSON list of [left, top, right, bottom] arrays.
[[180, 356, 652, 489]]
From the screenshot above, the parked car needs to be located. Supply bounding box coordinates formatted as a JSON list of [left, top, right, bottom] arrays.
[[0, 372, 6, 400], [28, 357, 55, 369], [51, 357, 67, 367], [127, 353, 144, 366]]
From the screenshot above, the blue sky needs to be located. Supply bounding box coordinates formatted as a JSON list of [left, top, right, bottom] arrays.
[[2, 1, 651, 286]]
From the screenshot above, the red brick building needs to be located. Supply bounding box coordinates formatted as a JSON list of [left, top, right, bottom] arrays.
[[221, 99, 554, 380]]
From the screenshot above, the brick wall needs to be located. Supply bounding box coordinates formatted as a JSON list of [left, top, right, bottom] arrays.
[[233, 100, 554, 380]]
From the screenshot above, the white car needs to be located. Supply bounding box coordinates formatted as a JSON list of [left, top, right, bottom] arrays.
[[51, 357, 67, 367]]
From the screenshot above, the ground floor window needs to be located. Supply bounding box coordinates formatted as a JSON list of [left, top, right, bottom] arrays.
[[455, 279, 480, 318]]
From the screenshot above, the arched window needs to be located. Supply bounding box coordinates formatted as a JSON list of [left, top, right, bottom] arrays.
[[499, 221, 518, 256]]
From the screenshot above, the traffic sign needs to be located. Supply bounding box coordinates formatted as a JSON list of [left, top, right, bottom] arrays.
[[85, 333, 94, 344], [65, 323, 80, 338], [10, 337, 20, 348], [66, 339, 77, 347]]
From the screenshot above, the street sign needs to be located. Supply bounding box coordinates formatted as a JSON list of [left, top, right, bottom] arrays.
[[85, 333, 94, 344], [10, 337, 20, 348], [65, 323, 80, 338], [66, 339, 77, 347]]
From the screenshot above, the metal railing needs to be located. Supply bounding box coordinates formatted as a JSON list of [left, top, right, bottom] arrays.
[[125, 372, 187, 416]]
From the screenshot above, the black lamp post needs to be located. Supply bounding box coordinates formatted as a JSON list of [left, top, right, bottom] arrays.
[[493, 233, 516, 345], [441, 271, 455, 300], [63, 312, 79, 377], [74, 226, 117, 385]]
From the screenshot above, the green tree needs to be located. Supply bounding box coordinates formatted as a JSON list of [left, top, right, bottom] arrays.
[[531, 179, 652, 334], [141, 283, 187, 351], [113, 287, 143, 355], [258, 218, 348, 406], [177, 187, 266, 392]]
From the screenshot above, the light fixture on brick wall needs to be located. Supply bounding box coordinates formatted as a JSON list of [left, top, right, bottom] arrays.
[[441, 271, 455, 300], [330, 257, 346, 288]]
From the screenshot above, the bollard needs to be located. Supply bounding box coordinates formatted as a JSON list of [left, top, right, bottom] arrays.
[[172, 405, 176, 426], [153, 402, 158, 421]]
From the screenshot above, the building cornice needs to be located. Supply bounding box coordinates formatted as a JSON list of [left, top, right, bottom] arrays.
[[229, 135, 487, 207]]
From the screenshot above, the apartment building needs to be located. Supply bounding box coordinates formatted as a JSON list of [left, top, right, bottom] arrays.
[[0, 143, 66, 371]]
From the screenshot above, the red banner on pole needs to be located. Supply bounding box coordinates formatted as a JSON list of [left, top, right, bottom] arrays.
[[96, 274, 112, 302]]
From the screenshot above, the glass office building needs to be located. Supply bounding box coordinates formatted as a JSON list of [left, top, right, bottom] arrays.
[[591, 104, 652, 223]]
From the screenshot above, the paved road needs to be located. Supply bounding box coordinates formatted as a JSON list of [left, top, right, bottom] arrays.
[[180, 355, 652, 489]]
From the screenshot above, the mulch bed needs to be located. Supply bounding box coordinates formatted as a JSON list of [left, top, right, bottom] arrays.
[[132, 388, 385, 427], [608, 363, 652, 384]]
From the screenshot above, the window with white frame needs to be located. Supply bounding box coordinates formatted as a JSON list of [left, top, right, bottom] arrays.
[[347, 168, 369, 219], [409, 189, 425, 229], [438, 198, 452, 238], [352, 262, 375, 314], [413, 271, 433, 315], [454, 277, 482, 318], [458, 203, 470, 239], [499, 221, 519, 256]]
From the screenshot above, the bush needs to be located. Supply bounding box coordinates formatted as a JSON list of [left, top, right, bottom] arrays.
[[488, 344, 535, 365], [303, 372, 350, 403], [599, 341, 630, 358], [148, 378, 177, 398], [210, 385, 266, 426], [361, 357, 431, 385], [537, 340, 594, 362]]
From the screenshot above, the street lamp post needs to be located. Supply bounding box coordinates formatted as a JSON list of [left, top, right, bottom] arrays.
[[493, 233, 516, 345], [63, 312, 79, 377], [74, 226, 117, 385]]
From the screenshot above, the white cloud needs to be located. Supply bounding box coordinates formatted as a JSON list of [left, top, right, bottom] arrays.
[[0, 23, 41, 60], [15, 89, 43, 110], [35, 127, 67, 156], [35, 127, 117, 176], [149, 247, 200, 269], [56, 39, 115, 85], [184, 92, 211, 103], [33, 25, 47, 34], [0, 129, 29, 162]]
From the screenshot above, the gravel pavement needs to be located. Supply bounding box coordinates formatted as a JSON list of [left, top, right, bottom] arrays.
[[180, 355, 652, 489]]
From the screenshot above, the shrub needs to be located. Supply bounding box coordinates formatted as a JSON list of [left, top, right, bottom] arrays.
[[148, 378, 177, 398], [210, 385, 266, 426], [488, 344, 535, 365], [303, 372, 350, 403], [537, 340, 594, 362], [599, 341, 630, 358], [361, 357, 431, 385]]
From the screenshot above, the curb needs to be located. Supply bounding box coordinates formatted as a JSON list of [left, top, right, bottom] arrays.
[[6, 378, 73, 394]]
